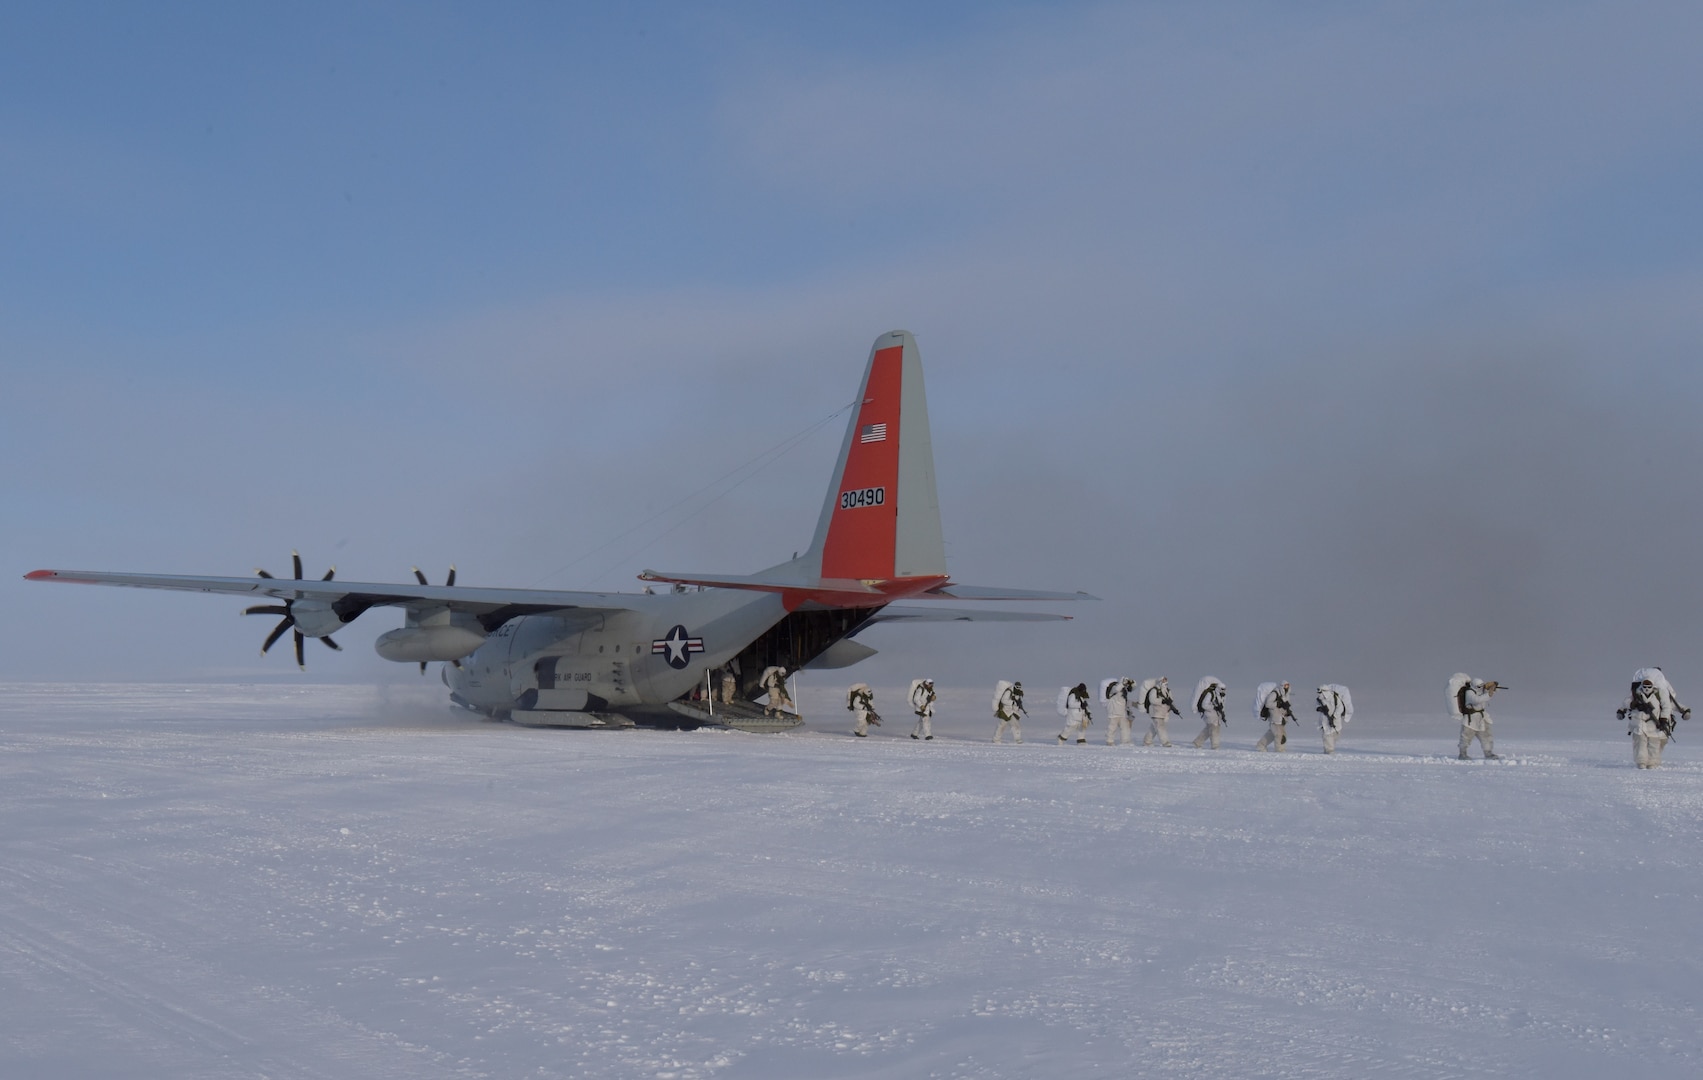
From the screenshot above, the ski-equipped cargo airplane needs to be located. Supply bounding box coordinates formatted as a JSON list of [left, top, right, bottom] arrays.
[[27, 331, 1088, 731]]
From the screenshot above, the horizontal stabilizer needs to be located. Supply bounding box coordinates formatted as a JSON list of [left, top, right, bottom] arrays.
[[858, 606, 1071, 626], [639, 569, 883, 596], [801, 638, 879, 670], [923, 584, 1099, 602]]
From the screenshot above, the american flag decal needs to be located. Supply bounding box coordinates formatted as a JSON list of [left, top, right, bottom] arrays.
[[859, 422, 888, 443]]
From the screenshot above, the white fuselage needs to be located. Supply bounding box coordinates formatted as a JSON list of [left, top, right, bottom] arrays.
[[444, 588, 793, 716]]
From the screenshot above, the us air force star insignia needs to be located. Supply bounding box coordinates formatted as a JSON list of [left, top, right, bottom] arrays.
[[651, 624, 704, 669]]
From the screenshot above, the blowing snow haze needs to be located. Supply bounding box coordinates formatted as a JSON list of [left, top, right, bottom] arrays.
[[4, 4, 1701, 713]]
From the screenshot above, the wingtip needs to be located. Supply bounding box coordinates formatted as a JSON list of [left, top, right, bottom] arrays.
[[25, 569, 97, 584]]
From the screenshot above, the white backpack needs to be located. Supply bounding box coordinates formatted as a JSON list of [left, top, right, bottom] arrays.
[[1194, 676, 1225, 715], [1447, 673, 1471, 720], [1253, 681, 1278, 722], [1137, 677, 1160, 710]]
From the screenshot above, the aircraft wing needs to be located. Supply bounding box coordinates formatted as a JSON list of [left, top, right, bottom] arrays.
[[24, 569, 635, 628]]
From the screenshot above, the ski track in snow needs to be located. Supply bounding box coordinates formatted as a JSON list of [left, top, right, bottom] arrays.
[[1, 682, 1700, 1079]]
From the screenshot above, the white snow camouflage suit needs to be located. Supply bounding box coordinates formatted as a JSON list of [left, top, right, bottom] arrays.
[[1254, 682, 1295, 752], [762, 666, 794, 717], [1192, 676, 1228, 749], [847, 682, 876, 737], [1316, 684, 1353, 754], [909, 679, 936, 741], [1102, 678, 1134, 745], [1450, 673, 1497, 759], [1625, 667, 1690, 768], [993, 681, 1025, 743], [1057, 684, 1091, 743], [1141, 678, 1177, 747]]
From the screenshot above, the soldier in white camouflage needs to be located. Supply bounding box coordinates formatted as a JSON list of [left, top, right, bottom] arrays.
[[993, 680, 1025, 743], [847, 682, 878, 738], [909, 678, 937, 741]]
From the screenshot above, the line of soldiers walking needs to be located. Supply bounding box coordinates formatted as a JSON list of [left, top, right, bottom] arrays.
[[1036, 677, 1351, 754], [825, 666, 1689, 768], [840, 676, 1348, 754]]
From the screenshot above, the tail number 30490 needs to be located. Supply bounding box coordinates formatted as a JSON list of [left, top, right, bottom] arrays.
[[840, 486, 886, 510]]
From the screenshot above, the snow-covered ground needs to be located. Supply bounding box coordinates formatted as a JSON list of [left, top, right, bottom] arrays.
[[2, 682, 1699, 1079]]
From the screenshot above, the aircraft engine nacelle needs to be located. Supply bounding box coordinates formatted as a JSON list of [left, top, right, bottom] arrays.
[[374, 625, 487, 663], [289, 599, 349, 638]]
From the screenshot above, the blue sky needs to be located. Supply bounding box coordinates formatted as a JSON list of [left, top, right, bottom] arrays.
[[5, 2, 1702, 706]]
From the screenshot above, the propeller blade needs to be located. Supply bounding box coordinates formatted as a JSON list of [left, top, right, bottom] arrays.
[[322, 568, 336, 581], [320, 635, 342, 652], [294, 630, 305, 669], [244, 604, 290, 617], [292, 551, 303, 580], [412, 567, 428, 585], [261, 616, 294, 654], [256, 569, 274, 579], [419, 661, 428, 675], [446, 566, 456, 587]]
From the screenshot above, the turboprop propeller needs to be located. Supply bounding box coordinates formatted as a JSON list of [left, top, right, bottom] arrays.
[[243, 551, 342, 669]]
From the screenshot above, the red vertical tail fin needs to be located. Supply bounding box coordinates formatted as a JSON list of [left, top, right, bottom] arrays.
[[802, 330, 946, 584]]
